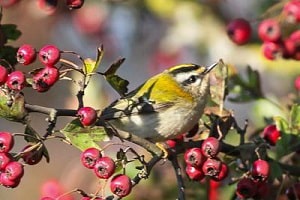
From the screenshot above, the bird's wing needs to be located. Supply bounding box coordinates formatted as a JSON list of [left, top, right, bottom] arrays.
[[100, 96, 174, 120]]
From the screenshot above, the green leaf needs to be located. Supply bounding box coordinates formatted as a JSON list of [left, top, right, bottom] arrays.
[[106, 74, 129, 97], [0, 46, 18, 65], [24, 125, 40, 143], [83, 46, 104, 74], [1, 24, 21, 41], [228, 66, 264, 103], [60, 119, 108, 151], [290, 104, 300, 133], [104, 58, 125, 75], [269, 161, 283, 181], [104, 58, 128, 96], [274, 117, 292, 158], [0, 90, 27, 122], [41, 144, 50, 163]]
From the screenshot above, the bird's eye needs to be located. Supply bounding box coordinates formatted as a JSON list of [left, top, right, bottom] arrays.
[[186, 75, 198, 84]]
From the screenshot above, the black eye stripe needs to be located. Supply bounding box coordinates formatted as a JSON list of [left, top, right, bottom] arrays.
[[182, 75, 199, 85]]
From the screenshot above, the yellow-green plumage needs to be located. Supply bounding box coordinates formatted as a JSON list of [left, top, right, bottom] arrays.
[[100, 63, 216, 141]]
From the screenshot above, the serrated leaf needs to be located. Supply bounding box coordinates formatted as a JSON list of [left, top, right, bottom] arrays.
[[1, 24, 21, 41], [83, 46, 104, 74], [60, 119, 108, 151], [0, 90, 27, 122]]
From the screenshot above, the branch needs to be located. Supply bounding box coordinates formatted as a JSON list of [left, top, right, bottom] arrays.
[[25, 104, 77, 116], [170, 154, 185, 200]]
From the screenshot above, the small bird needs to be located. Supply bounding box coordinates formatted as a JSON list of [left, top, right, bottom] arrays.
[[100, 63, 217, 142]]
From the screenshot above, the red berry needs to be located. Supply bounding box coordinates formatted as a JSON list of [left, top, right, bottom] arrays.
[[0, 132, 14, 153], [287, 30, 300, 60], [16, 44, 37, 65], [294, 75, 300, 91], [77, 107, 97, 126], [4, 161, 24, 181], [37, 0, 58, 15], [258, 19, 281, 42], [201, 137, 220, 158], [226, 18, 251, 45], [66, 0, 84, 9], [6, 71, 26, 91], [212, 162, 228, 181], [283, 1, 300, 23], [185, 165, 205, 181], [262, 41, 283, 60], [236, 178, 257, 199], [0, 152, 12, 170], [110, 174, 132, 198], [0, 172, 20, 188], [184, 148, 205, 168], [0, 65, 8, 85], [202, 158, 222, 177], [32, 66, 59, 92], [262, 124, 281, 146], [251, 159, 270, 182], [283, 38, 296, 58], [21, 145, 43, 165], [80, 147, 101, 169], [93, 156, 115, 179], [165, 134, 184, 148], [38, 44, 60, 66], [286, 182, 300, 200]]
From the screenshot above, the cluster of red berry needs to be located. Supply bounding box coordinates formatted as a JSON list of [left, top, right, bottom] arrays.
[[227, 0, 300, 60], [236, 159, 270, 199], [80, 147, 132, 199], [184, 137, 228, 182], [0, 44, 60, 93], [0, 132, 24, 188]]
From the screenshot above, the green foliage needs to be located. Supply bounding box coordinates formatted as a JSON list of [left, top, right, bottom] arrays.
[[1, 24, 21, 41], [103, 58, 129, 97], [0, 90, 27, 122], [228, 66, 264, 102], [273, 104, 300, 159], [83, 46, 104, 75], [60, 119, 109, 151]]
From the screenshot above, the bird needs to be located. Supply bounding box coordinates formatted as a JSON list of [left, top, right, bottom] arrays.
[[99, 62, 217, 142]]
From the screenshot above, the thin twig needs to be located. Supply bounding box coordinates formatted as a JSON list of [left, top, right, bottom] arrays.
[[170, 155, 185, 200]]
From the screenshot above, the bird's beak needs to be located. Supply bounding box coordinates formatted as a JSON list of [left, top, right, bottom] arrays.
[[203, 62, 218, 74]]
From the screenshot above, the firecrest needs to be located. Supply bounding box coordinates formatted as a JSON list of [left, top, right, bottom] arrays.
[[99, 62, 217, 142]]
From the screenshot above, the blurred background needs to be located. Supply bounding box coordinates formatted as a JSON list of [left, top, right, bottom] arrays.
[[0, 0, 299, 199]]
